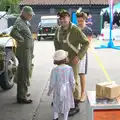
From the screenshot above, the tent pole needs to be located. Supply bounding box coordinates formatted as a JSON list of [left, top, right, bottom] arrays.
[[108, 0, 114, 47], [100, 14, 103, 33], [95, 1, 120, 50]]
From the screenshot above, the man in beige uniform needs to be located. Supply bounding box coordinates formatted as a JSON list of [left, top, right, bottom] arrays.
[[54, 9, 89, 116]]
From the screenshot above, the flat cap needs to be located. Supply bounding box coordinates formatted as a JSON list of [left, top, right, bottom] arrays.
[[22, 6, 35, 16], [57, 9, 70, 17]]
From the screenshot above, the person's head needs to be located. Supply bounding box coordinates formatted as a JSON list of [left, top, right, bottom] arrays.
[[53, 50, 69, 65], [57, 9, 71, 27], [76, 11, 87, 27], [21, 6, 35, 20], [88, 14, 92, 18]]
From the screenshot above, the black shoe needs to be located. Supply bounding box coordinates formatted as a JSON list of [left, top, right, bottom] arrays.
[[53, 118, 58, 120], [68, 107, 80, 117], [51, 102, 53, 106], [17, 99, 33, 104], [27, 93, 31, 97]]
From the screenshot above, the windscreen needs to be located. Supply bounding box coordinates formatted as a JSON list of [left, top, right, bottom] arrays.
[[41, 19, 58, 27]]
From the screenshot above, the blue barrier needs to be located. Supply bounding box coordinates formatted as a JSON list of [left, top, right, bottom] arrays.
[[72, 12, 77, 24]]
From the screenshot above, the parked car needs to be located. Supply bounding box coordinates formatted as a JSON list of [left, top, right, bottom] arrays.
[[37, 16, 59, 41]]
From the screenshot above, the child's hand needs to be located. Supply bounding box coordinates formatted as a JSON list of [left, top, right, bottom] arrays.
[[47, 91, 51, 96], [47, 88, 53, 96]]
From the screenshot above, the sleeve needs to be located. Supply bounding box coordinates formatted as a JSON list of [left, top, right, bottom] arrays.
[[86, 18, 93, 24], [77, 28, 89, 60], [69, 67, 75, 89], [87, 27, 93, 37], [54, 28, 60, 51], [10, 23, 24, 45], [49, 69, 56, 90]]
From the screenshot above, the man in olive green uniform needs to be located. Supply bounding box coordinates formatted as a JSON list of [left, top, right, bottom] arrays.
[[10, 6, 35, 104], [54, 10, 89, 116]]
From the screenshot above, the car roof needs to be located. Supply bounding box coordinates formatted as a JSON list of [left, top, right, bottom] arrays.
[[41, 16, 58, 19]]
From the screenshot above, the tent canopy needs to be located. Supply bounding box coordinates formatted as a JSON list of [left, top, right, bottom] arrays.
[[101, 2, 120, 15]]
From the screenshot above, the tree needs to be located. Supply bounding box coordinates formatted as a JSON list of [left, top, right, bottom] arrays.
[[0, 0, 21, 13]]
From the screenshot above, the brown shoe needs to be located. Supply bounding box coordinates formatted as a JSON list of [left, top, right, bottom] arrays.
[[17, 99, 33, 104], [80, 95, 86, 102]]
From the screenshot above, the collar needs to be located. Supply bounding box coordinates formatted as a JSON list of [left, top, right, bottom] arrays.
[[61, 22, 72, 33], [20, 15, 26, 21], [20, 16, 29, 25]]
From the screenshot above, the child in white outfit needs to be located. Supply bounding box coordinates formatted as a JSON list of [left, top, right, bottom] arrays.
[[47, 50, 75, 120]]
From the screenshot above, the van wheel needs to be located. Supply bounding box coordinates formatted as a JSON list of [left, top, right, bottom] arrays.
[[38, 36, 41, 41]]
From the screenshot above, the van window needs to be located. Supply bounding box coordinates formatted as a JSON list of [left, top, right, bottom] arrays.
[[41, 19, 58, 27]]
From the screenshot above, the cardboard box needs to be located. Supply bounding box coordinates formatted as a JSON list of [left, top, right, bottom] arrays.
[[96, 82, 120, 99]]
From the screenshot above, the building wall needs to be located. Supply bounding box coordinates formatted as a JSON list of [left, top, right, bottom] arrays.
[[20, 5, 107, 34]]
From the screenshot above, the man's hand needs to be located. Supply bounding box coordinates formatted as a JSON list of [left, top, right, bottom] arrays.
[[73, 56, 79, 64]]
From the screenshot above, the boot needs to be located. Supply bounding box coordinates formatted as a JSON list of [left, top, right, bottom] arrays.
[[68, 99, 80, 117]]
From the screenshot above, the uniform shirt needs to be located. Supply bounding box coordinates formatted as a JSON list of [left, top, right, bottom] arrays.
[[54, 22, 89, 60], [10, 17, 33, 49]]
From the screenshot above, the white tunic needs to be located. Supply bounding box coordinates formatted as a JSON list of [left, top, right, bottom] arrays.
[[49, 64, 75, 113]]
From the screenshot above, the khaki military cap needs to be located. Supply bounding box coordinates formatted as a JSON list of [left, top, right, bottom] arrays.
[[22, 6, 35, 16], [57, 9, 70, 17]]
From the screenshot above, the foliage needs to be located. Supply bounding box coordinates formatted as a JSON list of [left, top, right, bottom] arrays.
[[0, 0, 21, 14]]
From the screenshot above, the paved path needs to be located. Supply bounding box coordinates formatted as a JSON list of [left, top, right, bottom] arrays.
[[0, 40, 120, 120]]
